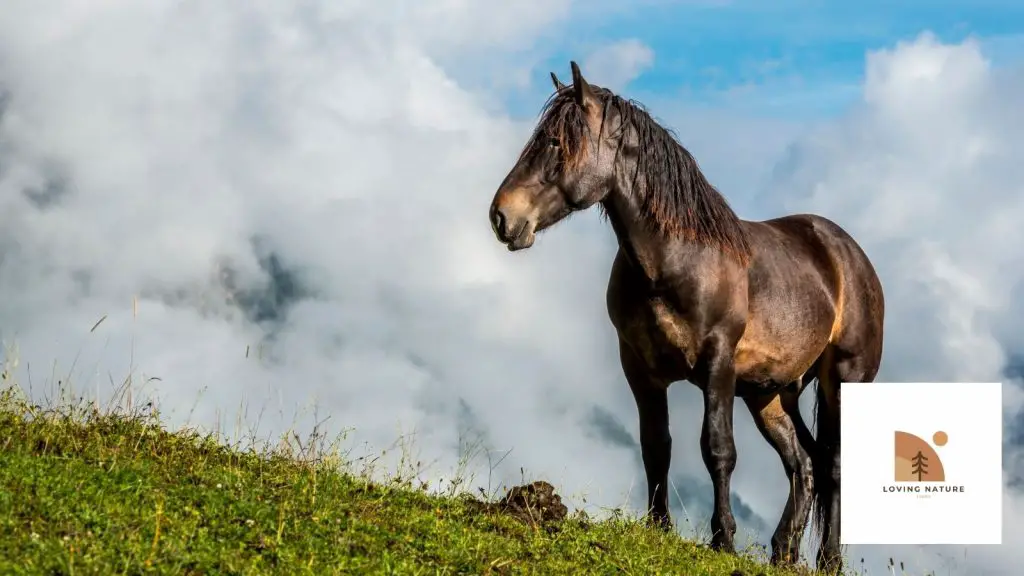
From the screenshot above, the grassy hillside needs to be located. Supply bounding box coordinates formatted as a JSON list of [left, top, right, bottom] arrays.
[[0, 388, 812, 576]]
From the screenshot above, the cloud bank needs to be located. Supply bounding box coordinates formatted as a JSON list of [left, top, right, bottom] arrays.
[[0, 2, 1021, 573]]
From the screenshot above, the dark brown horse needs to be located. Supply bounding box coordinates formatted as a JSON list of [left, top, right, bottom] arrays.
[[487, 63, 884, 572]]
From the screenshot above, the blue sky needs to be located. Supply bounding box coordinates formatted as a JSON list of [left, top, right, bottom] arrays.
[[510, 0, 1024, 119]]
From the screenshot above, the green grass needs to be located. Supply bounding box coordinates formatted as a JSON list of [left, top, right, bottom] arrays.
[[0, 386, 818, 576]]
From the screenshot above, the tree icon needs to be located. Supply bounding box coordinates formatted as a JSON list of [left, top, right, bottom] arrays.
[[911, 450, 929, 481], [894, 431, 946, 482]]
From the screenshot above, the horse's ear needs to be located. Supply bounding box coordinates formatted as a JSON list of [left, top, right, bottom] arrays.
[[569, 61, 596, 109], [550, 72, 566, 91]]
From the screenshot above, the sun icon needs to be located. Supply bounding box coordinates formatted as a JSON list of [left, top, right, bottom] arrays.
[[932, 431, 948, 447]]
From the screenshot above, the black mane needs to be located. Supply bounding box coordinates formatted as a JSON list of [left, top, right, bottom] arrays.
[[528, 87, 751, 261]]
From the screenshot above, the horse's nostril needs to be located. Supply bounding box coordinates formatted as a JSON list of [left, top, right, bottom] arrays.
[[492, 207, 506, 236]]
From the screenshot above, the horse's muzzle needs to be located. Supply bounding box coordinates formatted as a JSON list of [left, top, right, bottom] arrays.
[[490, 204, 535, 250]]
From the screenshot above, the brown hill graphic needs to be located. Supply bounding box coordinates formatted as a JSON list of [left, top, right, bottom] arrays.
[[894, 431, 945, 482]]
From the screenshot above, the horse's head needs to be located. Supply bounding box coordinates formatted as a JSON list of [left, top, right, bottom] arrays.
[[489, 62, 622, 251]]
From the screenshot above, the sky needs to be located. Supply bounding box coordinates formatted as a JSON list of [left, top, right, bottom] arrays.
[[1, 1, 1023, 574]]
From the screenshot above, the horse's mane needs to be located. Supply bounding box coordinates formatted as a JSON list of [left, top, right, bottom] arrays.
[[523, 86, 751, 262]]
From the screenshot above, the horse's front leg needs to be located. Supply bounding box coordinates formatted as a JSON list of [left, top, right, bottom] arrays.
[[619, 340, 672, 530], [700, 339, 738, 553]]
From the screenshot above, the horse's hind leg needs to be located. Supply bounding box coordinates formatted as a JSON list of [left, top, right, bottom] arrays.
[[744, 388, 814, 565], [814, 347, 880, 574]]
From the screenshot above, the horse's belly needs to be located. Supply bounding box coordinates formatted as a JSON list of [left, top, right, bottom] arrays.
[[733, 322, 829, 385], [735, 378, 796, 397]]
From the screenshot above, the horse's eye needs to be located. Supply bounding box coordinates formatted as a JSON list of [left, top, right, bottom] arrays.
[[547, 137, 560, 148]]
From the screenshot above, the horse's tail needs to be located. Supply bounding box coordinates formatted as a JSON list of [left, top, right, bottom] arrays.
[[809, 361, 840, 565], [810, 380, 826, 548]]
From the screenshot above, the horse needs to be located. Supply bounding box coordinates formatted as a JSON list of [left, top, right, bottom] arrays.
[[487, 62, 884, 572]]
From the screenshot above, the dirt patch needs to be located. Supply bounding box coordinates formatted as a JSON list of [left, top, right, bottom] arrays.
[[467, 480, 570, 529], [493, 480, 569, 525]]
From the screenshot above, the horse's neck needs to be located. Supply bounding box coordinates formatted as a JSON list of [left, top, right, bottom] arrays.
[[602, 188, 697, 284]]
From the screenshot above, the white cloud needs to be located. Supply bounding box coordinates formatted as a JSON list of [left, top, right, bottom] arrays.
[[582, 39, 655, 92], [1, 3, 1023, 574], [0, 0, 638, 499]]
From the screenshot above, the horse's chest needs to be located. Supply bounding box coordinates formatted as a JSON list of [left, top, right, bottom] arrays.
[[617, 298, 699, 380]]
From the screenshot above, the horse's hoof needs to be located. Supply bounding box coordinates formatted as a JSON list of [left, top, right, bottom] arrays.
[[710, 539, 736, 555], [816, 557, 844, 575], [645, 513, 673, 532], [769, 547, 798, 565]]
